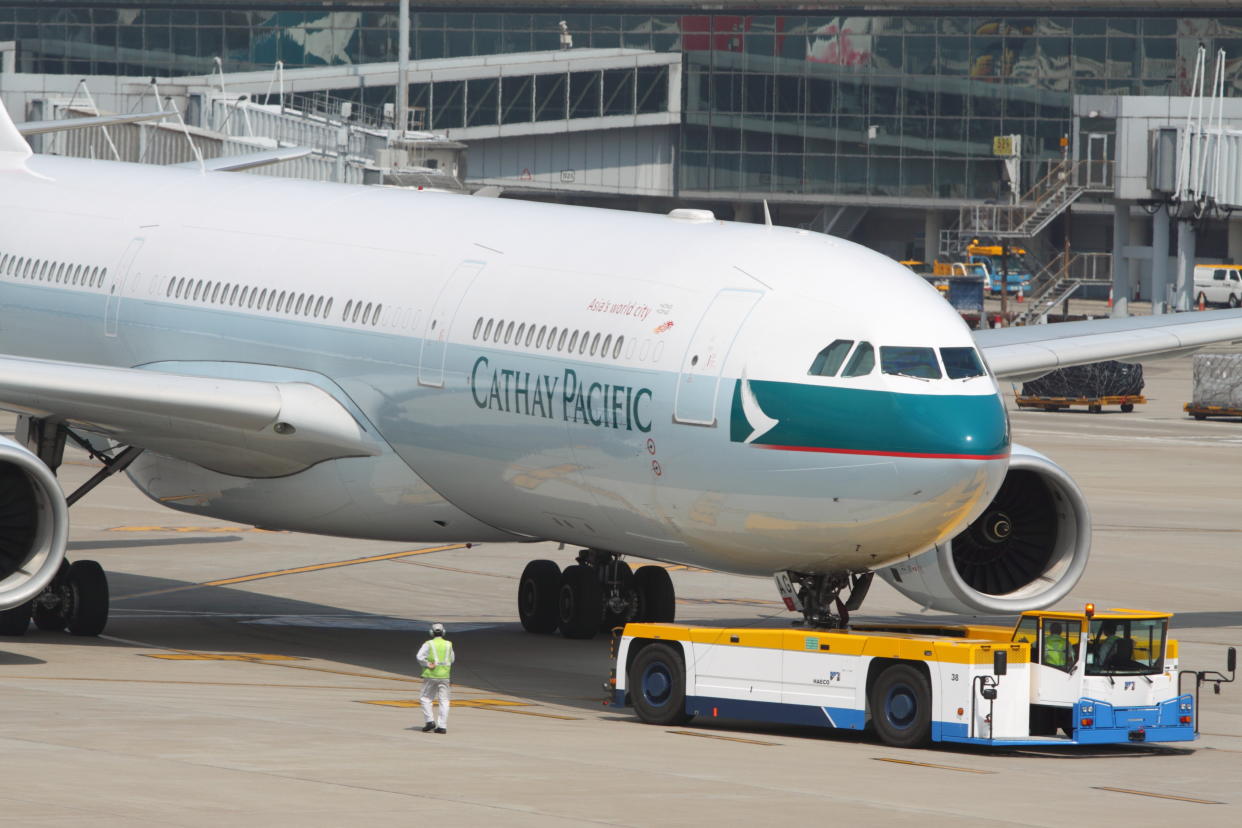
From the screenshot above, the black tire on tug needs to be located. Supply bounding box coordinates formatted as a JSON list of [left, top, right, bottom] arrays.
[[557, 564, 603, 639], [1231, 294, 1240, 309], [1120, 403, 1135, 413], [0, 600, 32, 636], [517, 559, 561, 634], [633, 565, 675, 623], [600, 559, 635, 632], [869, 663, 932, 748], [65, 560, 108, 637], [628, 642, 691, 725]]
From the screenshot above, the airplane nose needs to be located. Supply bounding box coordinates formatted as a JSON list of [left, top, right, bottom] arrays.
[[884, 391, 1009, 460]]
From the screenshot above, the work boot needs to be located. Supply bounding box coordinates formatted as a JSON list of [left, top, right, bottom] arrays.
[[421, 722, 436, 732], [434, 727, 447, 734]]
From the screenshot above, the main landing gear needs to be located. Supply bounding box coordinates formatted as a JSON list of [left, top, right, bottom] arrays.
[[0, 418, 139, 638], [774, 570, 874, 629], [518, 549, 676, 639]]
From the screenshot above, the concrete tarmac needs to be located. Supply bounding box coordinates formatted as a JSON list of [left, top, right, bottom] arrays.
[[1, 354, 1240, 826]]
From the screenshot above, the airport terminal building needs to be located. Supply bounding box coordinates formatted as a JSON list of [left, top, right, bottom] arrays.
[[3, 1, 1242, 284]]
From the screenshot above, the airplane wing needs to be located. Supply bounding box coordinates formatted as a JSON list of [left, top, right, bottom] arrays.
[[0, 356, 380, 477], [16, 111, 174, 136], [975, 309, 1242, 381], [173, 146, 313, 173]]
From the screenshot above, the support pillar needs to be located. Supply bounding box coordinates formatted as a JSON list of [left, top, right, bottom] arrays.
[[396, 0, 410, 132], [1229, 217, 1242, 265], [923, 209, 942, 263], [1176, 219, 1196, 312], [1151, 203, 1170, 314], [1111, 201, 1131, 317]]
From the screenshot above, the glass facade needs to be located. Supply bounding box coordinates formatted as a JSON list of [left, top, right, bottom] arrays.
[[2, 5, 1241, 200]]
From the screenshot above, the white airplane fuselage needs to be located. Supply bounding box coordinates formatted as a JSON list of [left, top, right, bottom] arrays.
[[0, 156, 1009, 577]]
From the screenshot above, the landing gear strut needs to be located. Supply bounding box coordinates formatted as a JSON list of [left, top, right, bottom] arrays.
[[774, 570, 874, 629], [517, 549, 676, 639], [0, 418, 134, 637]]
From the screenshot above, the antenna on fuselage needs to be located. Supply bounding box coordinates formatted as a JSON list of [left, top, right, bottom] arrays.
[[762, 199, 773, 227]]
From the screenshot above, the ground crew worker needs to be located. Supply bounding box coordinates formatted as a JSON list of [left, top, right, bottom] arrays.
[[1043, 622, 1068, 668], [417, 622, 454, 733]]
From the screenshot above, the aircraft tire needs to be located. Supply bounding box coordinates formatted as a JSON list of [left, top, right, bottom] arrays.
[[633, 565, 675, 623], [32, 601, 67, 631], [518, 559, 562, 634], [0, 600, 32, 636], [65, 560, 108, 637], [557, 564, 602, 639], [869, 663, 932, 748], [628, 643, 691, 726], [600, 560, 635, 632]]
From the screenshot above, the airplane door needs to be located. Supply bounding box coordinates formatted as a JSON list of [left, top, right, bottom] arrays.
[[418, 260, 484, 387], [104, 237, 144, 337], [673, 288, 763, 426]]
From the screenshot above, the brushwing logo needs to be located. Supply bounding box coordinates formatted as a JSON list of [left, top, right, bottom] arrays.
[[738, 373, 778, 444]]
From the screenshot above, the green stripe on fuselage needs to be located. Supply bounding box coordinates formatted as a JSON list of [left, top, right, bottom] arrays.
[[730, 379, 1009, 458]]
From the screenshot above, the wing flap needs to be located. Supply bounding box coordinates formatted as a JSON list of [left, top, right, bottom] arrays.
[[0, 356, 380, 478], [975, 309, 1242, 380]]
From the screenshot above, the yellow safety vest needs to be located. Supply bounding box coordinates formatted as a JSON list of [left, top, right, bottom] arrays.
[[422, 638, 453, 679], [1044, 634, 1067, 667]]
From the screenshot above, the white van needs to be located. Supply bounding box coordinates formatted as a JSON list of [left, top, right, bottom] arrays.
[[1194, 264, 1242, 307]]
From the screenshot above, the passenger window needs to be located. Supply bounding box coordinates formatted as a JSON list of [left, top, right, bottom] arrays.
[[841, 342, 875, 377], [579, 331, 590, 354], [473, 317, 484, 339], [268, 290, 278, 311], [558, 328, 568, 351], [314, 296, 325, 317], [294, 294, 304, 315], [484, 318, 495, 339], [536, 325, 547, 348], [193, 281, 203, 301], [808, 339, 854, 377], [590, 333, 601, 356], [323, 298, 333, 318], [100, 268, 108, 286], [614, 335, 625, 359], [362, 302, 372, 322], [212, 283, 222, 303], [568, 330, 579, 352], [504, 320, 515, 343], [601, 334, 612, 357], [515, 322, 526, 344], [372, 304, 382, 325], [880, 346, 942, 380], [940, 347, 986, 380], [525, 325, 536, 347], [493, 319, 505, 343], [166, 280, 175, 297]]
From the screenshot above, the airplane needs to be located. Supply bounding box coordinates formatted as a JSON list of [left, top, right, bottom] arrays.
[[2, 96, 1241, 640]]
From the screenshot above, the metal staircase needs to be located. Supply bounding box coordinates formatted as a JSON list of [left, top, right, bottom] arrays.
[[1012, 252, 1112, 325], [958, 159, 1112, 243]]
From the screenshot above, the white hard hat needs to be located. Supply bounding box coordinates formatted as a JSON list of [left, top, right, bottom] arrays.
[[430, 623, 445, 635]]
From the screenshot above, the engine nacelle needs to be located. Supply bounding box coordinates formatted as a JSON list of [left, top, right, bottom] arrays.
[[878, 443, 1090, 614], [0, 435, 69, 610]]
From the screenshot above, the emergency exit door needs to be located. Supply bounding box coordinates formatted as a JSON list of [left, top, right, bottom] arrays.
[[673, 288, 763, 426], [104, 237, 144, 337], [418, 260, 484, 387]]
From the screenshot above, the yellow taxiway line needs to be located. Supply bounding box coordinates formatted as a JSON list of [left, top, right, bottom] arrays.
[[873, 757, 996, 774], [1093, 787, 1224, 805], [115, 542, 469, 600]]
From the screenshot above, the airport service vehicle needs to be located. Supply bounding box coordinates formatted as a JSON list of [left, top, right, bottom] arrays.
[[1193, 264, 1242, 308], [964, 242, 1035, 296], [613, 607, 1236, 748], [4, 100, 1242, 641]]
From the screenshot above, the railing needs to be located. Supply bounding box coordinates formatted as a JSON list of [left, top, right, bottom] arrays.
[[1013, 252, 1112, 325], [959, 159, 1114, 241]]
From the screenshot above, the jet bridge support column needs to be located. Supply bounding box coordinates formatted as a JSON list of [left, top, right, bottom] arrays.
[[1151, 203, 1170, 314], [1176, 218, 1196, 312], [1229, 217, 1242, 265], [1111, 200, 1131, 317]]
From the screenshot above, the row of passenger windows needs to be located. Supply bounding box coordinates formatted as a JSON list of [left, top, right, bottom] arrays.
[[472, 316, 628, 360], [166, 275, 336, 321], [0, 252, 107, 289], [809, 340, 986, 381]]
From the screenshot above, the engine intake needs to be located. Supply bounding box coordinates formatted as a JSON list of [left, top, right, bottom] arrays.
[[0, 436, 69, 610], [878, 444, 1090, 614]]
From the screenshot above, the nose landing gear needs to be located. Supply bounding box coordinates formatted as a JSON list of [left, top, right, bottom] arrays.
[[774, 570, 873, 629], [517, 549, 676, 639]]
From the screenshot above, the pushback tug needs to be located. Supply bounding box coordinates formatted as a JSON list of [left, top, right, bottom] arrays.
[[611, 605, 1235, 748]]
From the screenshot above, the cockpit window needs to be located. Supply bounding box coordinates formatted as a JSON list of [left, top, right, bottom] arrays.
[[841, 341, 875, 377], [880, 346, 941, 380], [808, 339, 854, 377], [940, 347, 986, 380]]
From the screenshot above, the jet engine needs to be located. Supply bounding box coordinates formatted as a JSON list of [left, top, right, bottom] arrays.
[[878, 444, 1090, 614], [0, 436, 69, 610]]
